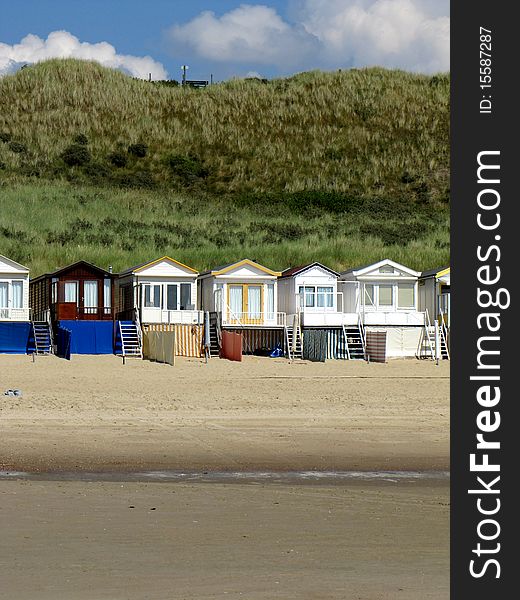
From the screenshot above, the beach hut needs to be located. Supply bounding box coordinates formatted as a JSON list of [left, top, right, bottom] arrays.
[[277, 263, 361, 360], [117, 256, 203, 358], [419, 266, 450, 327], [29, 261, 117, 355], [278, 263, 343, 326], [339, 259, 424, 358], [0, 255, 31, 353], [198, 259, 284, 355], [417, 266, 450, 360]]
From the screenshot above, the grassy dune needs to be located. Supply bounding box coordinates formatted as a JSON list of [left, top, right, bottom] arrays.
[[0, 60, 449, 274], [1, 182, 449, 277]]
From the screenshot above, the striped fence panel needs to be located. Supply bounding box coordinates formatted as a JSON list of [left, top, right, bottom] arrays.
[[365, 331, 387, 363], [144, 324, 203, 358], [303, 328, 348, 361]]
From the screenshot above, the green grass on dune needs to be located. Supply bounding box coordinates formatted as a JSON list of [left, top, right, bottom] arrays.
[[0, 60, 450, 274], [1, 182, 449, 277]]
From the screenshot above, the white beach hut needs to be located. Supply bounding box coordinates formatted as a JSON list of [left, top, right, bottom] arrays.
[[198, 259, 285, 355], [118, 256, 201, 325], [0, 254, 30, 322], [0, 254, 31, 354], [278, 262, 344, 327], [198, 259, 283, 327], [418, 266, 450, 327], [339, 259, 424, 358]]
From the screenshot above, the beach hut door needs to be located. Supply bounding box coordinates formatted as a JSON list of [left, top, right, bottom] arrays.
[[228, 284, 262, 325]]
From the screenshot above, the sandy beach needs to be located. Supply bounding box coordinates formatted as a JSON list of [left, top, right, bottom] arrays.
[[0, 476, 449, 600], [0, 354, 449, 472], [0, 354, 449, 599]]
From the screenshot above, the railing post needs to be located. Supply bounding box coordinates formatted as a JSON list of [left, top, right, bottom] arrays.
[[434, 319, 440, 365]]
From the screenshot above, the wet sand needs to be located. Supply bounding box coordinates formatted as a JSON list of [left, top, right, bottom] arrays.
[[0, 355, 449, 472], [0, 477, 449, 600]]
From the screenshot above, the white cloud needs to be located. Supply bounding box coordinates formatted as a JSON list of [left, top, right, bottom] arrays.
[[0, 31, 168, 79], [167, 5, 319, 68], [296, 0, 449, 73], [167, 0, 449, 73]]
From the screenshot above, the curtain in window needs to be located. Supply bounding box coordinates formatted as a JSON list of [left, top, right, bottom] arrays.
[[378, 285, 393, 307], [298, 286, 305, 308], [266, 284, 274, 319], [84, 281, 98, 308], [104, 279, 111, 309], [305, 286, 315, 307], [180, 283, 192, 310], [397, 284, 415, 308], [229, 286, 243, 319], [248, 286, 262, 319], [12, 281, 23, 308], [317, 286, 333, 308], [0, 282, 7, 308], [64, 281, 78, 303]]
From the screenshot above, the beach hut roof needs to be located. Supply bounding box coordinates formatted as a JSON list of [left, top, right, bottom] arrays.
[[199, 259, 281, 277], [420, 266, 450, 279], [280, 262, 339, 278], [0, 254, 30, 274], [340, 258, 421, 278], [30, 260, 114, 283], [119, 256, 198, 276]]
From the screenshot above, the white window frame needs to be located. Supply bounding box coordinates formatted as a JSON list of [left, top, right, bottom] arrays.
[[397, 282, 416, 309], [298, 285, 334, 311], [143, 283, 161, 308], [0, 280, 9, 308]]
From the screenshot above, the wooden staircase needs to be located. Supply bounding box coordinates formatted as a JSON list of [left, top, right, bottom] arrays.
[[208, 312, 221, 357], [118, 320, 143, 361], [32, 321, 53, 355], [416, 313, 450, 360], [285, 314, 303, 360], [340, 323, 366, 360]]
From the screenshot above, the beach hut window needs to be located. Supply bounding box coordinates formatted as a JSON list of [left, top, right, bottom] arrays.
[[0, 282, 7, 308], [51, 278, 59, 303], [64, 281, 78, 304], [397, 283, 415, 308], [167, 284, 178, 310], [180, 283, 192, 310], [299, 286, 316, 308], [248, 286, 262, 319], [12, 281, 23, 308], [317, 286, 334, 308], [379, 265, 394, 274], [266, 284, 275, 319], [103, 279, 111, 311], [364, 284, 375, 306], [84, 281, 98, 312], [229, 286, 243, 318], [144, 284, 161, 308], [378, 285, 393, 307]]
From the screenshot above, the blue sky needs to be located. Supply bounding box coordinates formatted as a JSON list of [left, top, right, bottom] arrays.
[[0, 1, 449, 80]]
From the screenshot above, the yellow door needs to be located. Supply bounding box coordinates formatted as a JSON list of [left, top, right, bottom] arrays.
[[227, 284, 263, 324]]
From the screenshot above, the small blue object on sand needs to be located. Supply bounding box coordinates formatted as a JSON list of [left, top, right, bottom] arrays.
[[4, 389, 22, 397]]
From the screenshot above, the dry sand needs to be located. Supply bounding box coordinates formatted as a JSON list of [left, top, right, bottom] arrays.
[[0, 354, 449, 472], [0, 354, 449, 599]]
